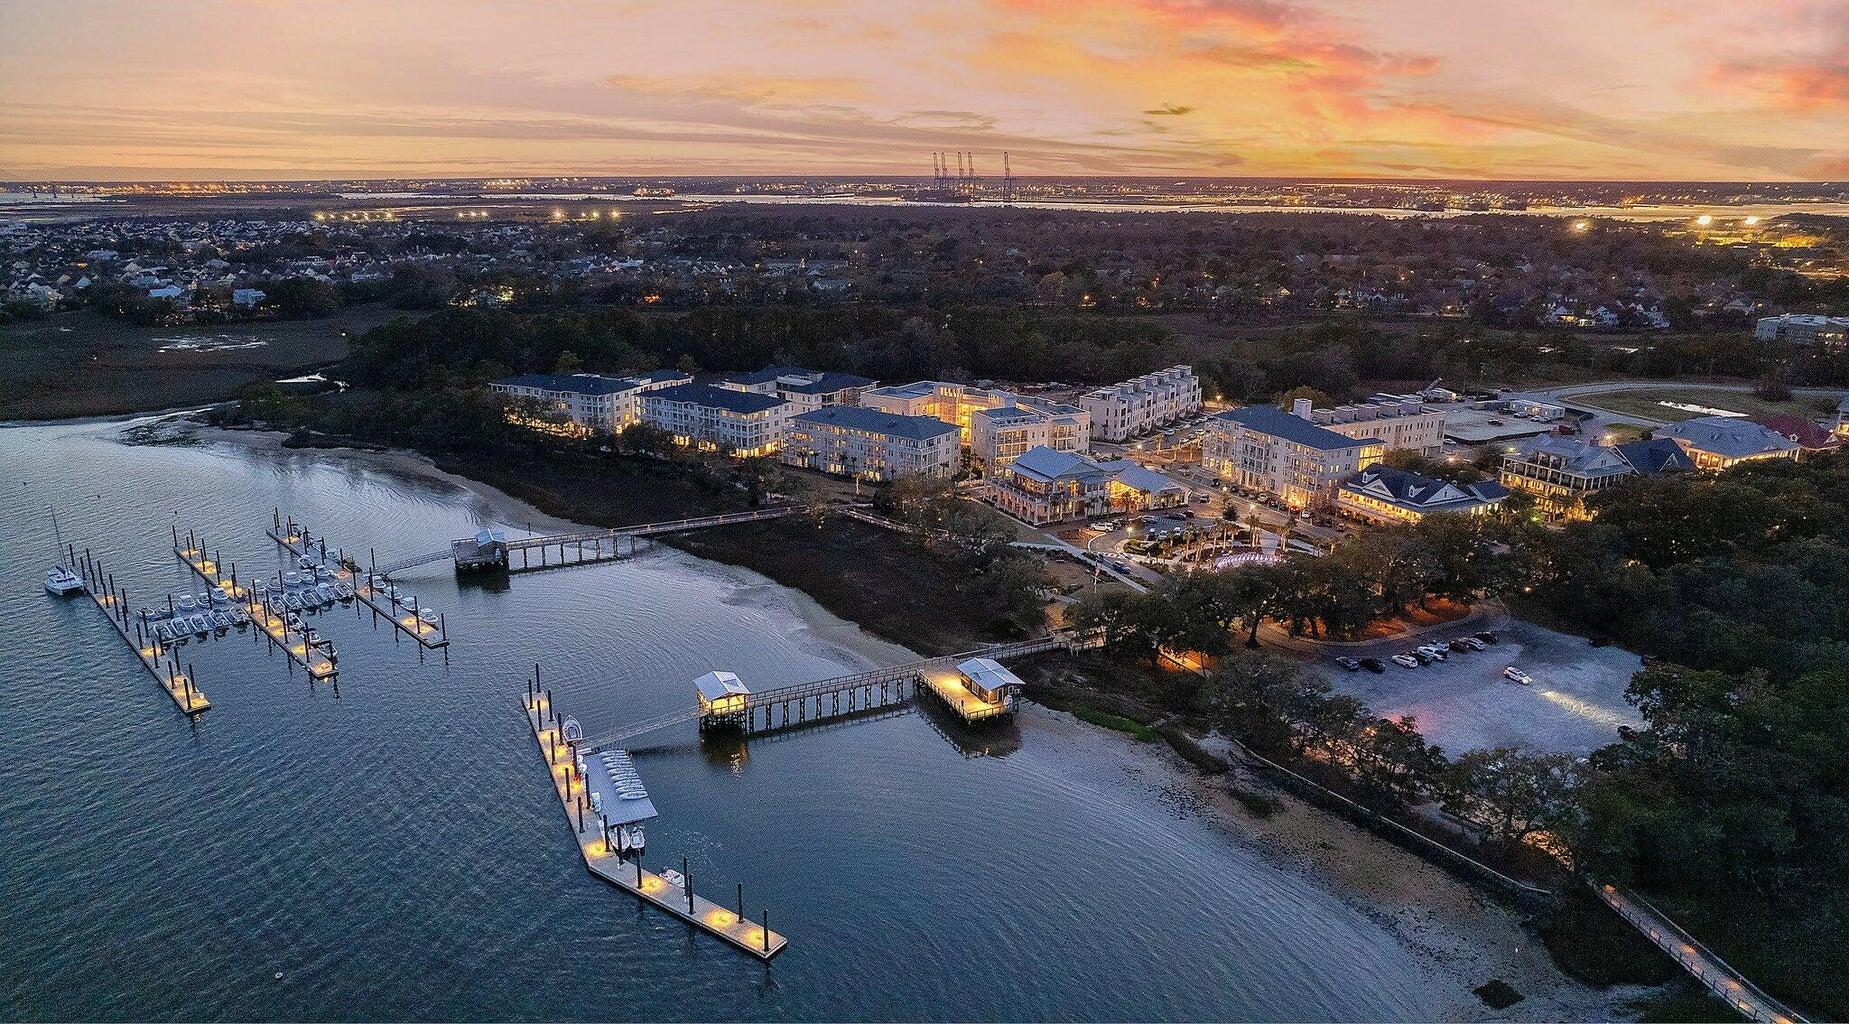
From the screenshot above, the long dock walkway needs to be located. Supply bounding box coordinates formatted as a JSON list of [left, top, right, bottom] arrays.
[[268, 512, 449, 650], [374, 505, 810, 577], [522, 684, 787, 961], [1594, 882, 1805, 1024], [66, 548, 208, 715], [173, 529, 338, 680], [585, 631, 1101, 749]]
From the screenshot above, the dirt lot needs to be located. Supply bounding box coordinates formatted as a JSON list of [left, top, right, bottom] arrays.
[[0, 306, 394, 420], [1568, 385, 1841, 424]]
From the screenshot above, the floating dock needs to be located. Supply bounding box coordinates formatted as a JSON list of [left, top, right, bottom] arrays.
[[173, 529, 338, 680], [65, 548, 208, 716], [523, 679, 787, 961], [268, 511, 449, 650]]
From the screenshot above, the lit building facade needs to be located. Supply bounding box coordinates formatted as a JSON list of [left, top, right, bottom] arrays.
[[1077, 365, 1203, 441], [989, 445, 1187, 525], [1335, 466, 1507, 525], [781, 405, 960, 480], [1203, 404, 1383, 508], [641, 383, 791, 457], [717, 366, 877, 413], [1499, 435, 1691, 521], [489, 370, 689, 435], [1303, 398, 1447, 457]]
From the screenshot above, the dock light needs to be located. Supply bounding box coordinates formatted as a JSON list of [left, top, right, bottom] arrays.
[[640, 875, 664, 893], [705, 909, 736, 927]]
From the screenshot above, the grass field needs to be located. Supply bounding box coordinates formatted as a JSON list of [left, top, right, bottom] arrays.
[[1569, 386, 1842, 423], [0, 306, 395, 420]]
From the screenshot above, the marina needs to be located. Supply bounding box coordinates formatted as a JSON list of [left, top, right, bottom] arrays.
[[523, 671, 788, 961], [56, 547, 208, 716], [268, 510, 450, 650], [172, 527, 339, 680]]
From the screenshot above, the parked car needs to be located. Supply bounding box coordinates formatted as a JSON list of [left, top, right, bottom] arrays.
[[1333, 656, 1361, 672], [1458, 637, 1487, 651], [1087, 522, 1113, 532], [1448, 638, 1476, 653], [1392, 654, 1421, 669], [1503, 667, 1532, 685], [1359, 657, 1386, 674], [1418, 644, 1448, 661], [1410, 650, 1435, 665], [1473, 630, 1499, 644]]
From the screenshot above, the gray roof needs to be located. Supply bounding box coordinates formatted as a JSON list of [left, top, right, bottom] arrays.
[[1216, 405, 1379, 452], [1655, 417, 1800, 459], [646, 383, 787, 415], [1009, 445, 1113, 484], [725, 366, 876, 393], [494, 373, 640, 396], [1612, 437, 1695, 474], [794, 405, 957, 440], [1342, 465, 1506, 512]]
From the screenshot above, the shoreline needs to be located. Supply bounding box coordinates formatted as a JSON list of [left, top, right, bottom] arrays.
[[151, 416, 1638, 1021]]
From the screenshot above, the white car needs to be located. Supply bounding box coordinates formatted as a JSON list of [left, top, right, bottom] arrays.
[[1391, 654, 1421, 669], [1503, 667, 1532, 685]]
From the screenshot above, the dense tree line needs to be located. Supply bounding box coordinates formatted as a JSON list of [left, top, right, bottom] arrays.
[[1073, 452, 1849, 995]]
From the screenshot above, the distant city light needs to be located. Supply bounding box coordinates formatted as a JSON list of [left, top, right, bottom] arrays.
[[1570, 220, 1590, 232], [1696, 214, 1713, 226], [1744, 215, 1761, 226]]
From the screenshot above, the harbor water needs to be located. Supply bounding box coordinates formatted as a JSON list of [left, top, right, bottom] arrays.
[[2, 417, 1454, 1021]]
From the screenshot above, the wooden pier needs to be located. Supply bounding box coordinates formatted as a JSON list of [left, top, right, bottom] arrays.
[[172, 528, 339, 680], [370, 506, 807, 577], [268, 511, 449, 650], [522, 679, 788, 961], [66, 547, 209, 716], [584, 631, 1103, 749]]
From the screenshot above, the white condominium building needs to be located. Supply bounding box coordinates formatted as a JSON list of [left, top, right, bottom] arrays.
[[489, 370, 690, 436], [640, 383, 792, 457], [717, 366, 878, 413], [782, 405, 960, 481], [1077, 365, 1202, 441], [968, 402, 1090, 473], [1302, 397, 1447, 457], [863, 380, 1090, 473], [1203, 403, 1383, 509]]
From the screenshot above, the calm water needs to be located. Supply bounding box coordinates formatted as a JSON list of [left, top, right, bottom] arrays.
[[1, 418, 1446, 1021]]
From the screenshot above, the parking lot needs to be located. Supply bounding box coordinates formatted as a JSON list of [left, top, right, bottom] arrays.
[[1306, 618, 1644, 757]]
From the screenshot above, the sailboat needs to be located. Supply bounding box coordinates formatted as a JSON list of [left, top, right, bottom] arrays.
[[44, 509, 84, 596]]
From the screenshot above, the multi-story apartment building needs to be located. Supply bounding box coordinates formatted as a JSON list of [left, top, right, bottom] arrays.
[[988, 445, 1187, 525], [1754, 313, 1849, 349], [640, 383, 791, 457], [1336, 466, 1507, 525], [1654, 416, 1801, 471], [489, 370, 689, 436], [864, 381, 1089, 472], [1077, 365, 1203, 441], [1499, 435, 1691, 520], [717, 366, 877, 413], [1202, 404, 1384, 508], [780, 405, 960, 481], [968, 402, 1090, 473], [1302, 398, 1447, 456]]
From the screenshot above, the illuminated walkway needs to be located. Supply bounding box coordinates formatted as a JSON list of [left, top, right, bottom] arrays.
[[1594, 882, 1806, 1024]]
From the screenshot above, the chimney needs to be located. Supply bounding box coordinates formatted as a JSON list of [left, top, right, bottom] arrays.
[[1292, 398, 1313, 420]]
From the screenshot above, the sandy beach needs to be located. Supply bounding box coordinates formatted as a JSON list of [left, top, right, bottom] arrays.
[[159, 415, 1643, 1021]]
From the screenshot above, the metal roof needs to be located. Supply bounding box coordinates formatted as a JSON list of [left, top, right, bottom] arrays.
[[493, 373, 641, 396], [794, 404, 957, 440], [1655, 417, 1800, 459], [1216, 405, 1380, 451], [693, 670, 750, 702], [646, 383, 788, 415]]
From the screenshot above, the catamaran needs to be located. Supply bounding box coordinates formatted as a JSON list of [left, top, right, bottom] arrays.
[[44, 511, 85, 595]]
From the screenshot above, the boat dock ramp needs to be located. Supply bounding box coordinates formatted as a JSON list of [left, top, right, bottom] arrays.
[[64, 546, 209, 716], [523, 670, 787, 961], [374, 506, 806, 577], [268, 511, 449, 651], [173, 527, 338, 680]]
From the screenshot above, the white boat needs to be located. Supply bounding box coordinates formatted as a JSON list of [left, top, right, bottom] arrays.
[[619, 824, 646, 852], [153, 622, 175, 644], [419, 607, 440, 624], [45, 566, 86, 596], [283, 571, 301, 588], [177, 594, 197, 613], [297, 555, 315, 570], [188, 614, 211, 637], [286, 612, 303, 630], [284, 593, 303, 611], [230, 605, 250, 626], [316, 583, 337, 605], [658, 868, 685, 888], [212, 611, 233, 632]]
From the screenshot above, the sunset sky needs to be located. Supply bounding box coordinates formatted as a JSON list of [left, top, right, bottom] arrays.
[[2, 0, 1845, 181]]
